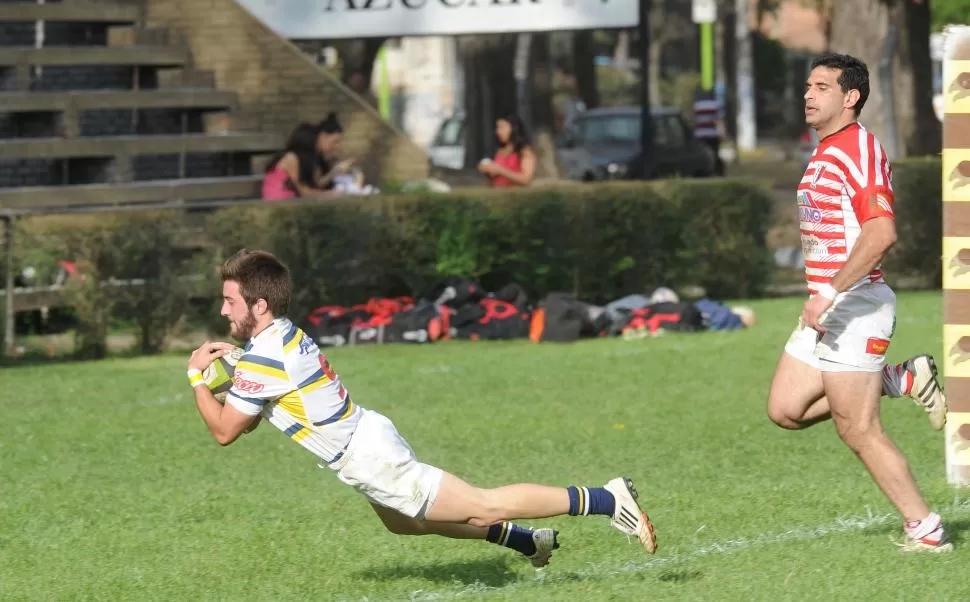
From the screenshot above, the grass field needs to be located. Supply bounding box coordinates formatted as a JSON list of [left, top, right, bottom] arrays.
[[2, 292, 968, 601]]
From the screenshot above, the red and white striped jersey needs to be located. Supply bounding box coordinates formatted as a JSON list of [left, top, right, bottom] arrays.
[[797, 122, 895, 295]]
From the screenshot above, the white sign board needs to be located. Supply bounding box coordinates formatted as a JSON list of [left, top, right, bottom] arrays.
[[235, 0, 639, 39], [692, 0, 716, 23]]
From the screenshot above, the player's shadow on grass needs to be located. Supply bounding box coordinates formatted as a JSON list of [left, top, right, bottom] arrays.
[[658, 569, 704, 584], [939, 518, 970, 546], [356, 556, 519, 588]]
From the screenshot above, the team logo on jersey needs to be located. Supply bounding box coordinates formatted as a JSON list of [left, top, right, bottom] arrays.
[[797, 191, 822, 223], [810, 165, 826, 188], [297, 332, 316, 355], [868, 192, 893, 216]]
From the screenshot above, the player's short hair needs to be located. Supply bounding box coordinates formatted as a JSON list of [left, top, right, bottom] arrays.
[[810, 52, 870, 116], [220, 249, 291, 317]]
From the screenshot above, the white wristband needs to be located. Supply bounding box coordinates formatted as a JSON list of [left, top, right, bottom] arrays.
[[815, 283, 838, 301], [187, 368, 205, 388]]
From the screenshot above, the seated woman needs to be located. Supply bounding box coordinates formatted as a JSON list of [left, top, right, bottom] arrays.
[[477, 114, 536, 187], [262, 122, 341, 201], [314, 112, 355, 192]]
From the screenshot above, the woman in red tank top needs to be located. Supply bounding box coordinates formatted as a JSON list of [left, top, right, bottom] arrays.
[[477, 114, 536, 187]]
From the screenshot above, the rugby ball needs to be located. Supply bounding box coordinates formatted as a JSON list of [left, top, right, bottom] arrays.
[[202, 346, 244, 403]]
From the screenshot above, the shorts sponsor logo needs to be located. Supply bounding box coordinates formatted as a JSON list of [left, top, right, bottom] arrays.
[[865, 337, 891, 356]]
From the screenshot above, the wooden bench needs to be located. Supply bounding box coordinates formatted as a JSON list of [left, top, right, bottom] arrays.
[[0, 175, 263, 209], [0, 46, 187, 68], [0, 3, 139, 24], [0, 89, 238, 114], [0, 132, 280, 160]]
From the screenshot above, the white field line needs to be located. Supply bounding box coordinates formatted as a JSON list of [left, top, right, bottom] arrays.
[[405, 495, 970, 601]]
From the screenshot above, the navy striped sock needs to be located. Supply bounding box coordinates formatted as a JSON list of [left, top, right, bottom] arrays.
[[567, 486, 616, 516], [485, 521, 536, 556]]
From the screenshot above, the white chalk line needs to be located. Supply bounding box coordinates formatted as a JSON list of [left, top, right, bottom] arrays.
[[405, 495, 970, 601]]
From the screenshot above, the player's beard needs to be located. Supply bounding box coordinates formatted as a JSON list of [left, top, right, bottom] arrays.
[[230, 308, 258, 341]]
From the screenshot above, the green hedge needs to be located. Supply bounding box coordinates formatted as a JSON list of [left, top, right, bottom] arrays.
[[204, 179, 776, 323], [883, 157, 942, 288]]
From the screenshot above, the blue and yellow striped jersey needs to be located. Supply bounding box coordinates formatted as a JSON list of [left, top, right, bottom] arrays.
[[226, 317, 361, 464]]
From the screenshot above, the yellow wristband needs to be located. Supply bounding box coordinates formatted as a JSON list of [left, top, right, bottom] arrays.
[[187, 369, 204, 388]]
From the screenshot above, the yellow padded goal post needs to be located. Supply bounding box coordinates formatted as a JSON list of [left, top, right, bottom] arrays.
[[942, 25, 970, 486]]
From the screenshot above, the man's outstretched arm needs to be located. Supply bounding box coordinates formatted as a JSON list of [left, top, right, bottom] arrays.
[[187, 341, 259, 446]]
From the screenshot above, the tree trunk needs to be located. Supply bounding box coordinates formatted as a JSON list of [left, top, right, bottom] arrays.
[[514, 34, 532, 128], [648, 0, 665, 108], [614, 30, 631, 67], [830, 0, 938, 159], [895, 0, 940, 156], [829, 0, 893, 151], [721, 0, 739, 142], [530, 34, 562, 179], [572, 30, 599, 109], [339, 38, 385, 89], [458, 36, 489, 168], [487, 36, 518, 120], [458, 35, 517, 169]]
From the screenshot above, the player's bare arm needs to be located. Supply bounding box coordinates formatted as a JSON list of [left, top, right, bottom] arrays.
[[188, 341, 258, 445], [802, 216, 896, 332]]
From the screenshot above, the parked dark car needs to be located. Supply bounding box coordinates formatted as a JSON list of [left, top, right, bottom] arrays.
[[556, 106, 717, 180]]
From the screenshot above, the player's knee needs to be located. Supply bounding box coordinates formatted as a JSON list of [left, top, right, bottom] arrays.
[[834, 418, 880, 451], [767, 401, 802, 430], [382, 516, 428, 536], [466, 490, 505, 527]]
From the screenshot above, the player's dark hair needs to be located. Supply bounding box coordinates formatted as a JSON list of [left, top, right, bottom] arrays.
[[220, 249, 291, 317], [810, 53, 870, 116]]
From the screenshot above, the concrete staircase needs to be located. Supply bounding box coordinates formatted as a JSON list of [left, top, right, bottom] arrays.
[[0, 0, 279, 210]]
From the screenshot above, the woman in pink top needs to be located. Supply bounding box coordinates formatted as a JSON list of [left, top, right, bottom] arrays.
[[262, 122, 345, 201], [477, 114, 536, 187]]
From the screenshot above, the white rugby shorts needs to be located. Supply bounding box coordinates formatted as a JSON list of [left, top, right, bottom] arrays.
[[784, 282, 896, 372], [327, 408, 443, 518]]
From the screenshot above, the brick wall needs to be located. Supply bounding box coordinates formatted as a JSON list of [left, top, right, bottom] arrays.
[[128, 0, 429, 183]]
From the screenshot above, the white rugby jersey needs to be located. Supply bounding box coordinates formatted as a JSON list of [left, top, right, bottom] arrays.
[[226, 317, 361, 464]]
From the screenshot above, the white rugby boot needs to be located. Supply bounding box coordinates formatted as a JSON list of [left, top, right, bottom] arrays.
[[525, 528, 560, 568], [603, 477, 657, 554], [902, 354, 948, 431]]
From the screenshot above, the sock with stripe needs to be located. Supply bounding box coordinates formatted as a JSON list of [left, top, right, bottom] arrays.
[[485, 521, 536, 556], [566, 485, 616, 516], [881, 362, 914, 398]]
